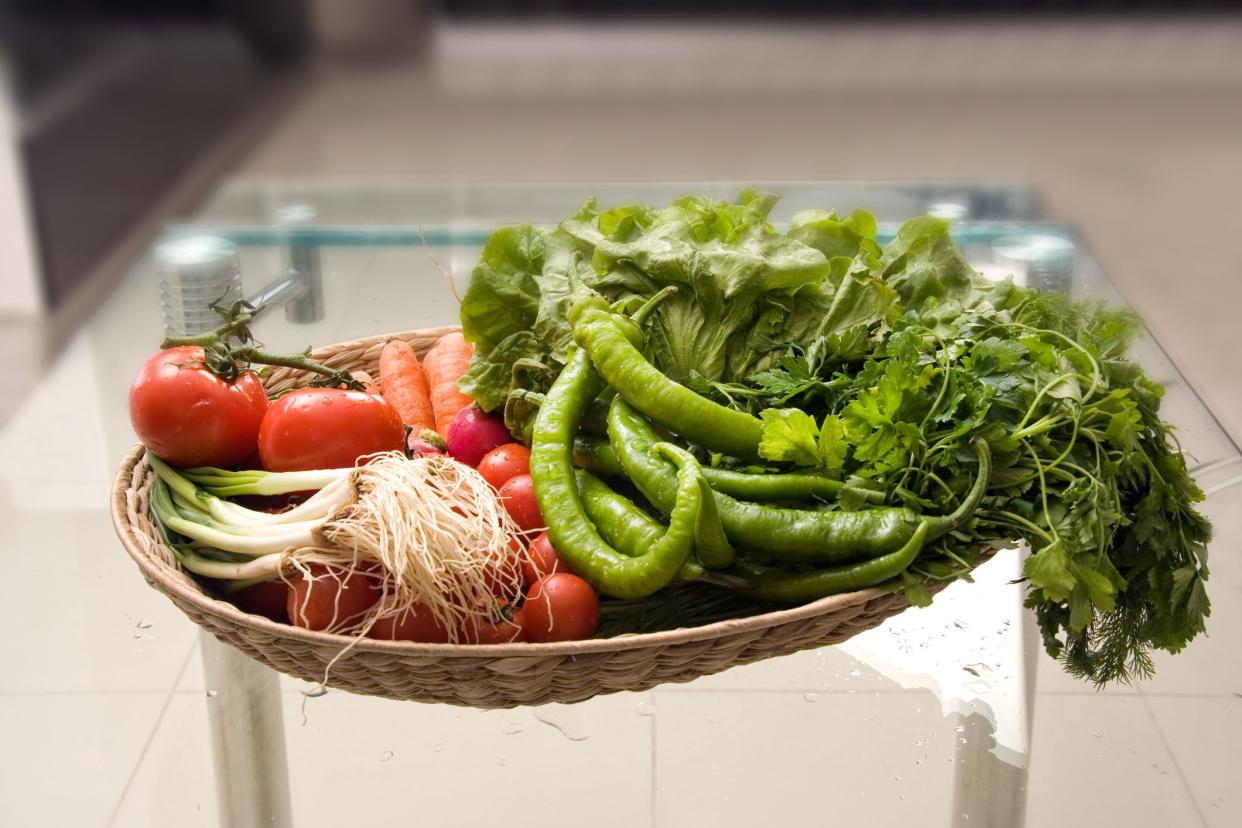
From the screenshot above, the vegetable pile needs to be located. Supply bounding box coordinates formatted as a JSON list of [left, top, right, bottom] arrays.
[[128, 190, 1212, 686], [131, 305, 601, 645], [459, 190, 1212, 684]]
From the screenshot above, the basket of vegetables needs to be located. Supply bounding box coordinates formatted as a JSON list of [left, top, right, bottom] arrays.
[[112, 191, 1212, 708]]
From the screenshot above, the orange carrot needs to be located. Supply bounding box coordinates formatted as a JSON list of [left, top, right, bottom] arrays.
[[350, 370, 379, 395], [378, 340, 434, 432], [423, 332, 475, 435]]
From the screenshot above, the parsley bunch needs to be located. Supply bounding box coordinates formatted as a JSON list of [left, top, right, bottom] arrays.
[[705, 218, 1211, 685]]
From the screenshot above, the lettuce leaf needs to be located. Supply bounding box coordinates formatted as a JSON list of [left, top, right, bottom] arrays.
[[458, 225, 545, 355]]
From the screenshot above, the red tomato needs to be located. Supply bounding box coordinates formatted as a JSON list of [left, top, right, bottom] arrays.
[[522, 573, 600, 643], [234, 580, 290, 623], [287, 565, 380, 631], [367, 603, 452, 643], [481, 537, 525, 598], [128, 346, 268, 468], [522, 532, 562, 586], [460, 610, 527, 644], [477, 443, 531, 489], [259, 388, 404, 471], [498, 474, 543, 532]]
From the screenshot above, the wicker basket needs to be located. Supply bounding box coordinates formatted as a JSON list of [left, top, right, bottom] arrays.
[[111, 326, 993, 708]]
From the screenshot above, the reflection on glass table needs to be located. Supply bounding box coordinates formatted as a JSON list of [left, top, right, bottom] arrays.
[[4, 182, 1234, 828]]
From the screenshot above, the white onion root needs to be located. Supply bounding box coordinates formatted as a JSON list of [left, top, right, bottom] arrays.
[[285, 452, 527, 642]]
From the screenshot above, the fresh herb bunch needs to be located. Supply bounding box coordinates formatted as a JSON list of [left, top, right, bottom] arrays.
[[459, 191, 1211, 685]]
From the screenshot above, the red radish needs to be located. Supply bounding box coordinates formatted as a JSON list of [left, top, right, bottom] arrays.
[[445, 407, 511, 467]]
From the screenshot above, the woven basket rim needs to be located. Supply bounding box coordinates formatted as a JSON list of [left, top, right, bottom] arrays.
[[112, 442, 904, 659]]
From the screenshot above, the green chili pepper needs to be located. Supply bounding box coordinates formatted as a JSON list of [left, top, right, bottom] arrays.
[[693, 476, 735, 570], [572, 434, 883, 504], [505, 389, 610, 444], [732, 522, 931, 602], [608, 397, 991, 565], [576, 471, 747, 587], [530, 347, 702, 599], [572, 436, 627, 477], [570, 296, 764, 460]]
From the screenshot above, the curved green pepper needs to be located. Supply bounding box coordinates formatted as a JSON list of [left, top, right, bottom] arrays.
[[608, 397, 991, 565], [576, 471, 743, 583], [734, 522, 931, 602], [572, 434, 883, 504], [530, 348, 702, 599], [570, 297, 764, 461]]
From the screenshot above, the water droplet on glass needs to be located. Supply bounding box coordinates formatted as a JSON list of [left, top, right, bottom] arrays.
[[849, 669, 861, 678], [1093, 731, 1103, 738], [635, 701, 657, 718], [501, 722, 525, 736], [379, 751, 393, 762], [803, 693, 819, 703], [137, 620, 153, 630], [433, 743, 447, 753], [534, 707, 591, 742], [955, 725, 966, 734], [705, 715, 715, 724], [497, 758, 507, 767], [205, 689, 219, 698]]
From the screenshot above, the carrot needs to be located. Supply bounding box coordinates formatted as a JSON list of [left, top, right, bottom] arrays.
[[350, 370, 380, 395], [423, 332, 475, 435], [378, 340, 434, 432]]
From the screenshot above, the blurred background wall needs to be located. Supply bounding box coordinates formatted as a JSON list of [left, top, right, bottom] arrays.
[[1, 0, 1240, 427]]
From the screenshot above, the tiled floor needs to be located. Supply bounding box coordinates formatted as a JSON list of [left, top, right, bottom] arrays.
[[3, 18, 1242, 828]]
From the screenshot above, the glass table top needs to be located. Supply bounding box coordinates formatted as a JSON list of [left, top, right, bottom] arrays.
[[2, 181, 1237, 828]]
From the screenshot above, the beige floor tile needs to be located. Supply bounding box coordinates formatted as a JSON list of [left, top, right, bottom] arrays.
[[0, 332, 113, 511], [652, 690, 974, 826], [1026, 694, 1203, 828], [1145, 695, 1242, 827], [0, 507, 198, 693], [0, 693, 168, 828], [282, 690, 653, 828], [111, 695, 218, 828]]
